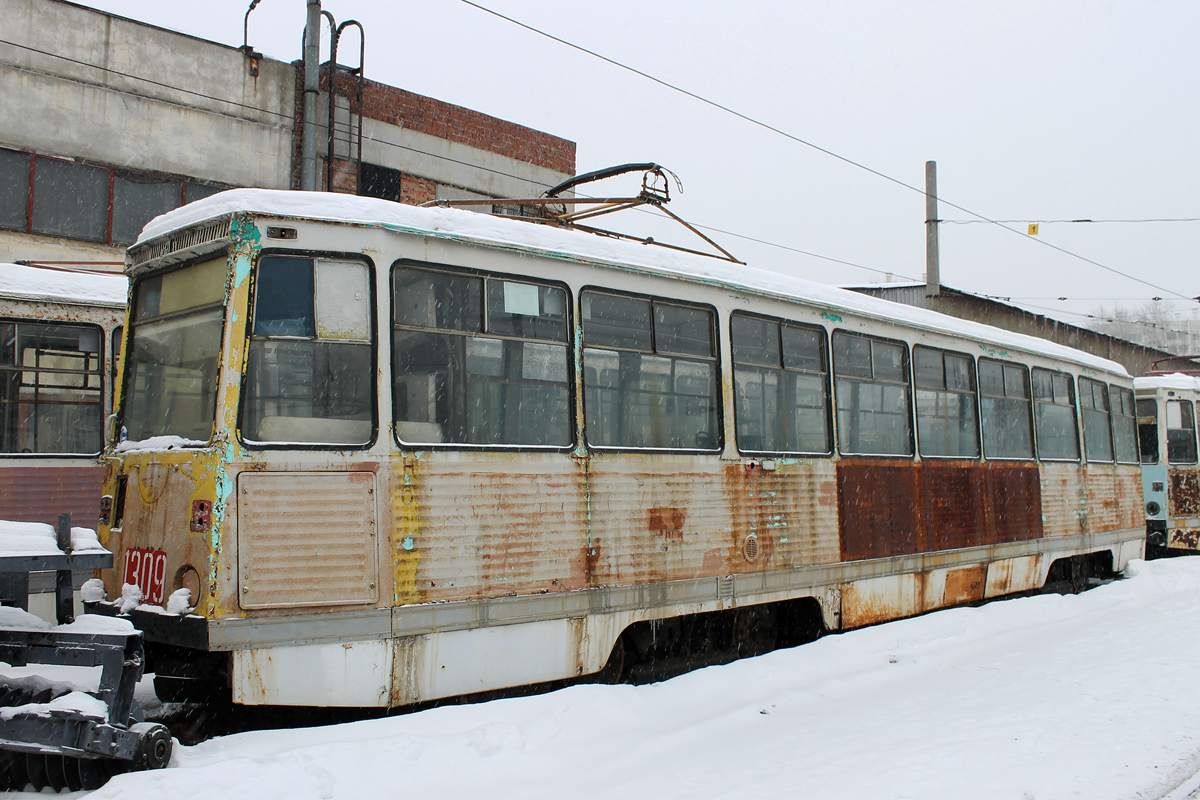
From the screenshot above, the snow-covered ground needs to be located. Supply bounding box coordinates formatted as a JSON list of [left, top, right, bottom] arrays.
[[9, 556, 1200, 799]]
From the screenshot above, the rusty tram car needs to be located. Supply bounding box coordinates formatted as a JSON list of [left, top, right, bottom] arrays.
[[0, 263, 126, 528], [1134, 373, 1200, 557], [91, 189, 1144, 707]]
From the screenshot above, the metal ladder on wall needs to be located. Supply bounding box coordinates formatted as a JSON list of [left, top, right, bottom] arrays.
[[323, 14, 365, 193]]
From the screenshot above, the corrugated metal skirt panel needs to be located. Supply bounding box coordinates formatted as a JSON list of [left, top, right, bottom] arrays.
[[394, 454, 589, 603], [0, 465, 101, 527], [838, 460, 1044, 560], [1040, 462, 1088, 537], [588, 456, 733, 586], [238, 472, 378, 609], [1081, 465, 1143, 533]]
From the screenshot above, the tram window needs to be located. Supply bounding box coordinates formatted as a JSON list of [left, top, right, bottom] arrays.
[[832, 332, 912, 457], [124, 257, 226, 442], [582, 291, 718, 450], [1110, 386, 1138, 464], [1079, 378, 1114, 463], [1031, 368, 1080, 461], [243, 256, 373, 446], [1137, 398, 1159, 465], [731, 313, 830, 455], [978, 360, 1034, 459], [0, 321, 103, 454], [913, 347, 979, 459], [1166, 399, 1197, 465], [393, 265, 570, 447]]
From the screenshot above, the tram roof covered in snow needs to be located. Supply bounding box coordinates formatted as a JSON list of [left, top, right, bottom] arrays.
[[0, 263, 126, 308], [1134, 373, 1200, 392], [138, 188, 1128, 377]]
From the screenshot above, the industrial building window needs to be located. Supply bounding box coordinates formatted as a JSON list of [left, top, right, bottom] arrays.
[[730, 313, 830, 454], [582, 291, 719, 450], [393, 264, 571, 447], [32, 157, 109, 242], [0, 146, 226, 245], [1166, 399, 1197, 465], [913, 346, 979, 458], [0, 149, 30, 231], [360, 163, 404, 203], [0, 320, 103, 455], [978, 360, 1034, 459], [1110, 386, 1138, 464], [832, 332, 912, 456], [1032, 368, 1080, 461], [243, 256, 374, 446], [1079, 378, 1114, 463]]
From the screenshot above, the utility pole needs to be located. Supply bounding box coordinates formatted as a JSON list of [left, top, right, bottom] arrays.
[[301, 0, 322, 191], [925, 160, 940, 298]]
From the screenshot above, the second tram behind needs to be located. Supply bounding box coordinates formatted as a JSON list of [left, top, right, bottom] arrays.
[[93, 189, 1144, 706], [1134, 373, 1200, 557]]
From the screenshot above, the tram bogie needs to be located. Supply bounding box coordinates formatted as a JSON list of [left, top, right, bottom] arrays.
[[88, 189, 1143, 708]]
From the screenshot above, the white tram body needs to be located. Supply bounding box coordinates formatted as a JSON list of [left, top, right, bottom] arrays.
[[96, 189, 1144, 707], [1133, 373, 1200, 555], [0, 263, 126, 527]]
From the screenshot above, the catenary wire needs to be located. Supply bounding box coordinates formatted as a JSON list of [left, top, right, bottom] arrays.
[[454, 0, 1196, 302]]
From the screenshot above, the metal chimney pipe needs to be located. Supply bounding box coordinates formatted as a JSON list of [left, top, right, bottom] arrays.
[[301, 0, 322, 191]]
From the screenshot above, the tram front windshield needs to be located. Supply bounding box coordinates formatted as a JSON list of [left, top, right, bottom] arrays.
[[121, 257, 226, 442]]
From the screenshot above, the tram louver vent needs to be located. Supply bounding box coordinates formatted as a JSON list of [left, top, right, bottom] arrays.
[[128, 217, 231, 268], [743, 534, 760, 562]]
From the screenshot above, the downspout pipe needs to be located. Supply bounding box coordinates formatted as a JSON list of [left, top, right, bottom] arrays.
[[300, 0, 322, 191]]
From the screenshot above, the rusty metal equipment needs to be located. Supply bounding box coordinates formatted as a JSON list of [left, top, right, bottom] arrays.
[[0, 515, 172, 791], [1145, 355, 1200, 375], [421, 162, 744, 264]]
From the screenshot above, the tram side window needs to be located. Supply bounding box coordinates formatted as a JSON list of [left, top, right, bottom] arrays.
[[1079, 378, 1114, 463], [1110, 386, 1138, 464], [392, 265, 571, 447], [730, 314, 830, 454], [978, 360, 1034, 459], [913, 346, 978, 458], [1137, 398, 1159, 464], [0, 321, 103, 454], [832, 332, 912, 456], [1166, 399, 1197, 465], [582, 291, 719, 450], [1031, 368, 1080, 461], [243, 256, 373, 446]]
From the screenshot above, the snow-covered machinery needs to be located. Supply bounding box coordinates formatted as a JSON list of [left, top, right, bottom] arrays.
[[0, 516, 172, 791]]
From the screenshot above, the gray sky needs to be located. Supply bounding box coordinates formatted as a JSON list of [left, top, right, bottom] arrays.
[[84, 0, 1200, 329]]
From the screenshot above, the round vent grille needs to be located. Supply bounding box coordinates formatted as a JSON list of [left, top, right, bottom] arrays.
[[743, 534, 760, 562]]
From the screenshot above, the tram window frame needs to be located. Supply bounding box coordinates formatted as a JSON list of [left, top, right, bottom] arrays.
[[1031, 367, 1081, 462], [0, 318, 105, 456], [1166, 398, 1198, 465], [730, 312, 832, 456], [1137, 397, 1159, 465], [1079, 377, 1115, 463], [581, 288, 721, 452], [831, 331, 913, 458], [391, 261, 574, 450], [913, 345, 980, 459], [978, 359, 1035, 461], [1109, 385, 1139, 464], [240, 252, 377, 449]]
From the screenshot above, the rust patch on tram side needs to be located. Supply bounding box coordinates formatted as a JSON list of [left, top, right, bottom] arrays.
[[985, 464, 1042, 543], [1170, 471, 1200, 517], [943, 565, 987, 606], [647, 507, 687, 541], [921, 462, 988, 551], [838, 460, 921, 560], [1169, 528, 1200, 550], [0, 465, 103, 528]]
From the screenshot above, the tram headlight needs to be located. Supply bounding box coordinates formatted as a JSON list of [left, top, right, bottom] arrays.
[[1146, 501, 1162, 517]]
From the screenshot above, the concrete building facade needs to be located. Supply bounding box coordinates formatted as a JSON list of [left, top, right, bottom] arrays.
[[0, 0, 576, 271]]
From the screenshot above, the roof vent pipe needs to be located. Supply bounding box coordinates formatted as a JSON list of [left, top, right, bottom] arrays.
[[301, 0, 322, 191]]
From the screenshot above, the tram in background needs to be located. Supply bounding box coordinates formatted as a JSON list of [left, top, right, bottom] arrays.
[[0, 262, 126, 527], [92, 189, 1144, 707], [1134, 370, 1200, 558]]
